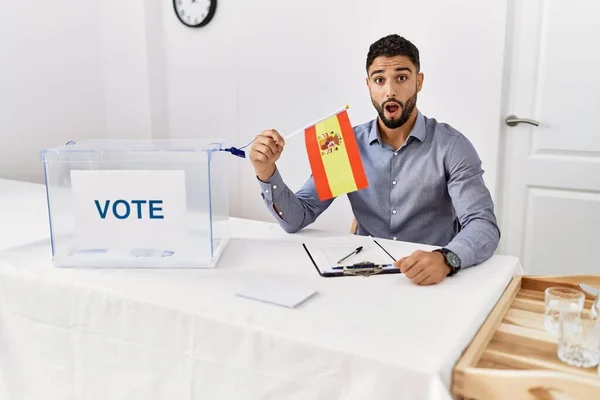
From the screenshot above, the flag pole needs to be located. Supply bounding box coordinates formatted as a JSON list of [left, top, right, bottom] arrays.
[[219, 104, 350, 158], [283, 104, 350, 141]]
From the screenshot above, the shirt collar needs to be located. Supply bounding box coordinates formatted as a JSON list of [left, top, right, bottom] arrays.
[[368, 110, 427, 145]]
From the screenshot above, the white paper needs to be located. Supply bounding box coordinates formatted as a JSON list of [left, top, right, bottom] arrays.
[[303, 237, 397, 274], [70, 170, 187, 250], [236, 278, 318, 308]]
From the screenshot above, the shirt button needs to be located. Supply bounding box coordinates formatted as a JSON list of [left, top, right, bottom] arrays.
[[392, 180, 397, 185], [392, 237, 397, 240], [273, 185, 277, 190], [394, 152, 398, 156], [392, 209, 397, 214], [265, 189, 270, 194]]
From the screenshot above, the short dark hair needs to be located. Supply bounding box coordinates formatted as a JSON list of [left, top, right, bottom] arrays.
[[366, 34, 420, 73]]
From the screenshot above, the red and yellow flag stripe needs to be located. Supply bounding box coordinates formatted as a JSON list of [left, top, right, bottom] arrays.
[[305, 110, 368, 201]]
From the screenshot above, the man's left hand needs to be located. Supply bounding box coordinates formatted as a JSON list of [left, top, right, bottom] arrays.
[[395, 250, 450, 285]]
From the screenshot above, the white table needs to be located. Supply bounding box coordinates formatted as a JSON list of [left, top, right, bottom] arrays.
[[0, 179, 523, 400]]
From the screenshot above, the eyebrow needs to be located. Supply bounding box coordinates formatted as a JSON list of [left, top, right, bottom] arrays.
[[370, 67, 412, 77]]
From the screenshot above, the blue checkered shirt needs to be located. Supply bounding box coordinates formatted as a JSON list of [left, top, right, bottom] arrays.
[[257, 111, 500, 268]]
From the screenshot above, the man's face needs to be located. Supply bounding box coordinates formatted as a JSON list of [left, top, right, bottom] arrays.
[[366, 56, 423, 129]]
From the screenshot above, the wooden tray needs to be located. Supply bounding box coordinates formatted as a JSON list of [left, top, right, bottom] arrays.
[[452, 275, 600, 400]]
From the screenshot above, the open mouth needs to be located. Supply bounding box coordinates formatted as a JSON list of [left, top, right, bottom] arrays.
[[384, 103, 400, 115]]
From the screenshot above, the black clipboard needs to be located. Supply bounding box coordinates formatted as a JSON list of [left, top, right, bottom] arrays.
[[302, 239, 401, 277]]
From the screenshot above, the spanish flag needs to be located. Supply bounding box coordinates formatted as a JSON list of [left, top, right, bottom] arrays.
[[304, 107, 368, 201]]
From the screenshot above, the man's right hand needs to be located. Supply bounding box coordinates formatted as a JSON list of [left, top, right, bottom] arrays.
[[249, 129, 286, 181]]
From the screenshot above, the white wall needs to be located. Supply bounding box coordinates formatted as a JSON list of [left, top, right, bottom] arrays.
[[161, 0, 509, 232], [2, 0, 508, 234], [98, 0, 155, 140], [0, 0, 105, 183], [0, 0, 154, 184]]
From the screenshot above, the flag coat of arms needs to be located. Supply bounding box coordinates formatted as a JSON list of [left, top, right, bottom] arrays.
[[304, 109, 368, 201]]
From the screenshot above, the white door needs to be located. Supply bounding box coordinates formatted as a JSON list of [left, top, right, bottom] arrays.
[[498, 0, 600, 275]]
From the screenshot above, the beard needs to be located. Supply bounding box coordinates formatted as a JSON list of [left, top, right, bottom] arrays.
[[372, 89, 418, 129]]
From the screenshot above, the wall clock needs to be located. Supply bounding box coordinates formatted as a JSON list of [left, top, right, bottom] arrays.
[[173, 0, 217, 28]]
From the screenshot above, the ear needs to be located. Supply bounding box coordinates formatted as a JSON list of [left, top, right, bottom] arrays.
[[417, 72, 424, 93], [365, 76, 370, 90]]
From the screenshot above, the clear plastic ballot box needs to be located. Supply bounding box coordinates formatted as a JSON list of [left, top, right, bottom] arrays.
[[40, 139, 230, 268]]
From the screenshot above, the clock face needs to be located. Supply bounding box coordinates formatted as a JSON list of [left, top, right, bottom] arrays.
[[173, 0, 217, 28], [446, 252, 460, 268]]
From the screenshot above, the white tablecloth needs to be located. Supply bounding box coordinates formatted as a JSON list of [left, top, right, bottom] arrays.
[[0, 179, 52, 251], [0, 179, 523, 400]]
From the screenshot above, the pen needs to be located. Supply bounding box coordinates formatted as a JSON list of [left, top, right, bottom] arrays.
[[332, 262, 393, 270], [337, 246, 363, 264]]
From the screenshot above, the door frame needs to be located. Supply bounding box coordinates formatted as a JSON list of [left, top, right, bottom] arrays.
[[494, 0, 545, 258]]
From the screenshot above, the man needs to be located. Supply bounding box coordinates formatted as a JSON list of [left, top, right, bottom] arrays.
[[249, 34, 500, 285]]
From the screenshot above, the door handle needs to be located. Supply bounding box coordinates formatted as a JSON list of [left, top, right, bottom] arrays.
[[505, 115, 540, 127]]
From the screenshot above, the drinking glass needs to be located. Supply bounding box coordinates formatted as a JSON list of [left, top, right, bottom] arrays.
[[544, 287, 585, 333], [592, 295, 599, 322], [557, 315, 600, 368]]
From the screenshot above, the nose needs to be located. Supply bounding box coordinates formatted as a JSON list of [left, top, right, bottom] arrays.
[[384, 82, 397, 99]]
